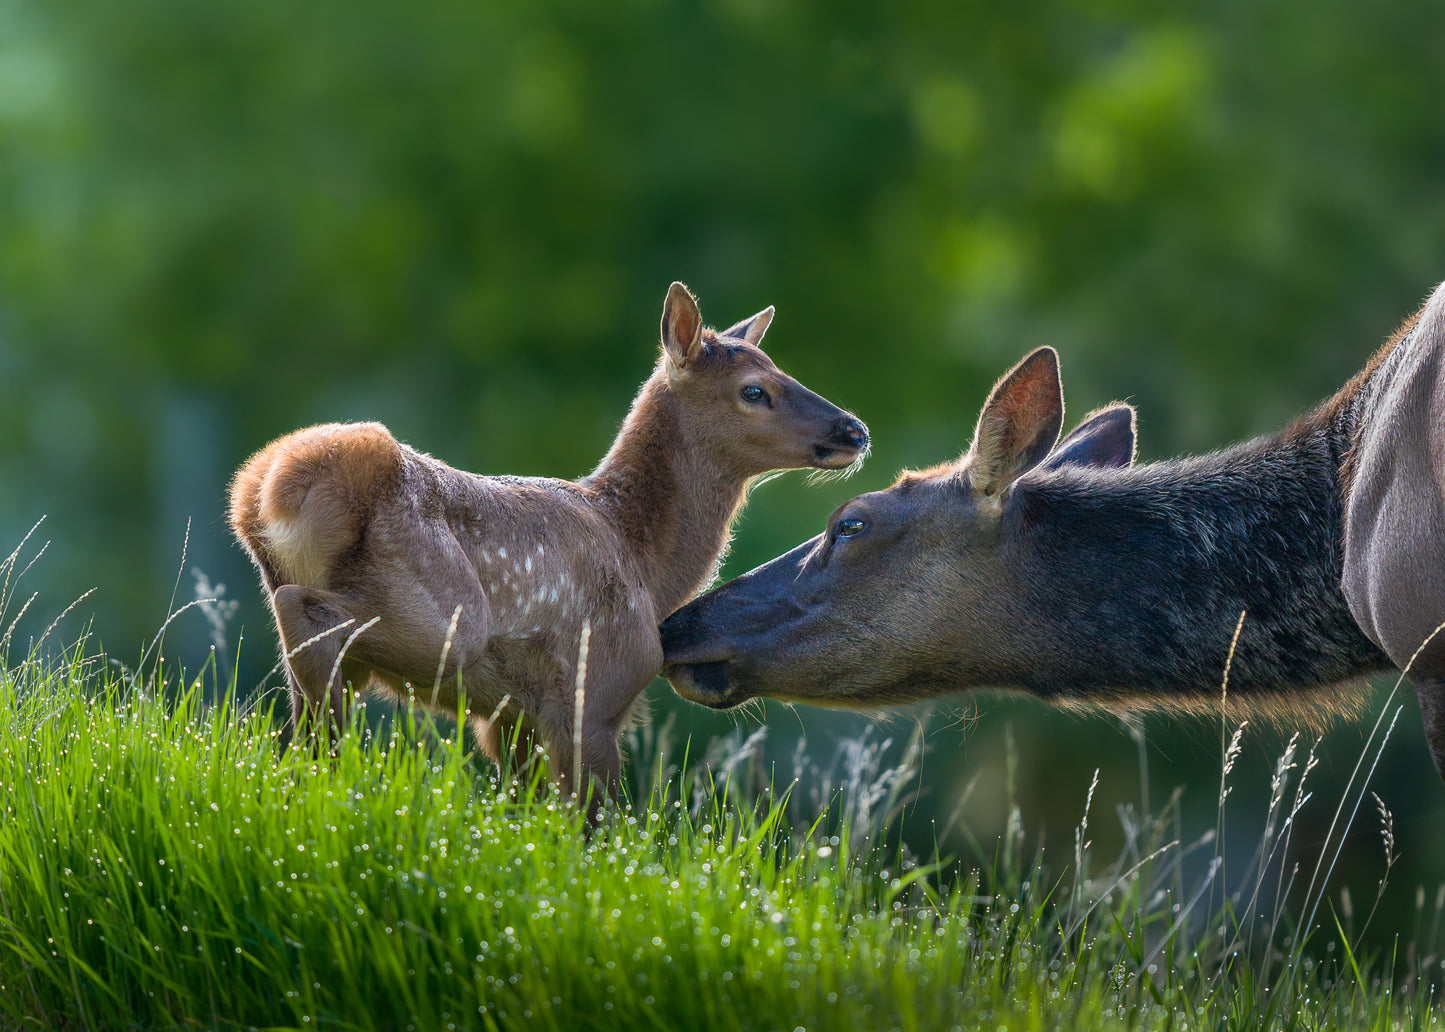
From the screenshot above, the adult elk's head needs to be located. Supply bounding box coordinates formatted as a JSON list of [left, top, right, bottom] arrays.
[[660, 347, 1137, 708]]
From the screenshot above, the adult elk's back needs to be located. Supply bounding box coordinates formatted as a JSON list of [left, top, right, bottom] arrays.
[[231, 282, 868, 802], [663, 281, 1445, 778]]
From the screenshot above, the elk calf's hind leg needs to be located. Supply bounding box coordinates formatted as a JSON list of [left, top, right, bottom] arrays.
[[273, 585, 369, 749], [472, 709, 545, 777]]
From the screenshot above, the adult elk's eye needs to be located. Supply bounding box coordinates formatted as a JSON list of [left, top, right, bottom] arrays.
[[740, 384, 768, 405], [837, 517, 867, 538]]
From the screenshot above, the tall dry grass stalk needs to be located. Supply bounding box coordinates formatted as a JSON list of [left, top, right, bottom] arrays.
[[430, 603, 464, 708], [573, 619, 592, 798]]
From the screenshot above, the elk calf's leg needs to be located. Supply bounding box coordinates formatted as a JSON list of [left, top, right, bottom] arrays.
[[582, 727, 623, 799], [545, 724, 623, 824], [1413, 676, 1445, 782], [273, 585, 368, 748], [472, 709, 544, 775]]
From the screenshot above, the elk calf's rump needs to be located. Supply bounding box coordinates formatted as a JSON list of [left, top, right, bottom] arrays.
[[664, 279, 1445, 780], [230, 282, 868, 805]]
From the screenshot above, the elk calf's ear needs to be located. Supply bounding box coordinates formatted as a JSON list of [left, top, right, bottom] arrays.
[[1041, 403, 1137, 472], [965, 346, 1064, 496], [719, 305, 775, 347], [662, 281, 705, 370]]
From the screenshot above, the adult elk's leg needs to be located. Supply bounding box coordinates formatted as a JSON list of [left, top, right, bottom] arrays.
[[1412, 676, 1445, 782]]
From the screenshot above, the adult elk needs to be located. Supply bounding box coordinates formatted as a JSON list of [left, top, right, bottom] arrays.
[[230, 283, 868, 804], [663, 282, 1445, 778]]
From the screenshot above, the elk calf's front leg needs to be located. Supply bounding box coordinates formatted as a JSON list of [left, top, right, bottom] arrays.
[[549, 727, 623, 825]]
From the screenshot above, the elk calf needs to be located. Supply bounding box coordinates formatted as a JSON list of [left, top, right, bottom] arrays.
[[230, 283, 868, 803], [664, 282, 1445, 778]]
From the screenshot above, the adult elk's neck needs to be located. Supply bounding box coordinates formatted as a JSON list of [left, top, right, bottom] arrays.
[[999, 402, 1390, 712], [584, 370, 748, 618]]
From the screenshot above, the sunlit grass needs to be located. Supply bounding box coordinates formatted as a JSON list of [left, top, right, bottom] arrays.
[[0, 522, 1438, 1031], [0, 643, 1438, 1032]]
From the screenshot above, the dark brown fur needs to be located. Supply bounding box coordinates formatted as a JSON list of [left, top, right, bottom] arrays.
[[230, 283, 868, 806], [663, 296, 1445, 761]]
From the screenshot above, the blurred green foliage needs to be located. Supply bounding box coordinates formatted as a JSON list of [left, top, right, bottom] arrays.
[[2, 0, 1444, 941]]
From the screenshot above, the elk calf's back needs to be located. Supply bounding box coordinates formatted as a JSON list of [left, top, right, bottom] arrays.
[[230, 282, 868, 802], [664, 280, 1445, 779]]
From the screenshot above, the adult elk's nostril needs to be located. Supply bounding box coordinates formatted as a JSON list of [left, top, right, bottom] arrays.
[[832, 417, 869, 450]]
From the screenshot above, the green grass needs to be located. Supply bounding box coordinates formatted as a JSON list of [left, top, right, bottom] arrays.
[[0, 642, 1438, 1032], [0, 526, 1437, 1032]]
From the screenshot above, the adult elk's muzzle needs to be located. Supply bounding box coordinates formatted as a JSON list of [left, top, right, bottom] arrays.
[[660, 538, 820, 708]]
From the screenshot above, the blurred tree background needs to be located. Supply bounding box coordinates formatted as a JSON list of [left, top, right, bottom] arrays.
[[2, 0, 1444, 944]]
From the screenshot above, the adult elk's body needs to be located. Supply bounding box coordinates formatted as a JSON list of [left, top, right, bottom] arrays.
[[230, 283, 867, 801], [663, 282, 1445, 778]]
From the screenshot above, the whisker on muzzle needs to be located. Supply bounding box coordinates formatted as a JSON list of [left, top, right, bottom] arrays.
[[806, 446, 870, 486]]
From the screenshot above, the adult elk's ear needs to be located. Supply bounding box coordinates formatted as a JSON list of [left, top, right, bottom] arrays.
[[662, 282, 705, 370], [719, 305, 775, 347], [1040, 403, 1137, 472], [963, 346, 1064, 496]]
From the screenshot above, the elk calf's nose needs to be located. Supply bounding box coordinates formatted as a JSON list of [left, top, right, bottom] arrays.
[[834, 417, 869, 449]]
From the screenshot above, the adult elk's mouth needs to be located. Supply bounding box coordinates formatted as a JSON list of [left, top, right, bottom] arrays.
[[663, 660, 746, 709], [660, 606, 750, 708]]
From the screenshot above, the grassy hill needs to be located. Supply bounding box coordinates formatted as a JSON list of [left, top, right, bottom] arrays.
[[0, 628, 1434, 1032]]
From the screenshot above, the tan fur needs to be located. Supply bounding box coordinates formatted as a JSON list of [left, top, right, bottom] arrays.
[[228, 283, 867, 809], [1051, 676, 1376, 733], [231, 422, 401, 590]]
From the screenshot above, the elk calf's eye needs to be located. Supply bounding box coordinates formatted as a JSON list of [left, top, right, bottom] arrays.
[[740, 385, 767, 404], [838, 518, 866, 537]]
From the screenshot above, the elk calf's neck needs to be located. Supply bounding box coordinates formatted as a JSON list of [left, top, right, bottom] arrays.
[[664, 287, 1445, 778], [229, 282, 868, 804]]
